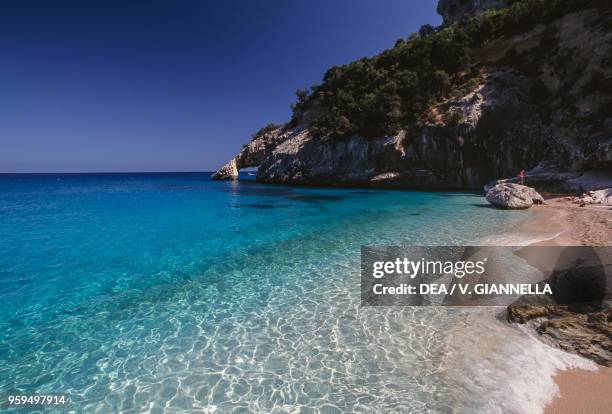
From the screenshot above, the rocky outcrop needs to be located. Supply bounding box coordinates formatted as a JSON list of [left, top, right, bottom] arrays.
[[508, 303, 612, 366], [213, 6, 612, 190], [486, 183, 544, 208], [256, 129, 436, 187], [508, 248, 612, 366], [437, 0, 510, 25], [212, 158, 239, 180], [212, 126, 288, 180]]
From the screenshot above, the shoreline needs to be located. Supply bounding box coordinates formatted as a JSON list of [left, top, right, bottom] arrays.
[[513, 196, 611, 413]]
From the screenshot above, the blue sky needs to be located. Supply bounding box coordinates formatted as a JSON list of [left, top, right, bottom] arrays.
[[0, 0, 441, 172]]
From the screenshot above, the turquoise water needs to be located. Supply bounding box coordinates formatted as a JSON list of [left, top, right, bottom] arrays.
[[1, 173, 573, 413]]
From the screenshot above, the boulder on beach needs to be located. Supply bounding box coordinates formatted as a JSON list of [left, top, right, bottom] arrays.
[[485, 183, 544, 209]]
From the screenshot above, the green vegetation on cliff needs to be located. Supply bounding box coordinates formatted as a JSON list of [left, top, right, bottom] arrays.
[[289, 0, 609, 141]]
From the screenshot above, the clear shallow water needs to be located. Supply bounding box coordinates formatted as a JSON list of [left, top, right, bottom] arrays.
[[0, 173, 591, 413]]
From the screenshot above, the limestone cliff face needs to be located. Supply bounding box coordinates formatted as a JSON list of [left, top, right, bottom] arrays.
[[437, 0, 510, 25], [212, 126, 287, 180], [213, 6, 612, 191], [256, 70, 534, 188]]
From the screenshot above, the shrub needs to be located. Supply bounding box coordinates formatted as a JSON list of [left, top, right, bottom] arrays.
[[252, 123, 282, 138]]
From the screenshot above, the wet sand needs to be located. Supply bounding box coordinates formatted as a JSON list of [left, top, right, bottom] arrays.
[[545, 367, 612, 414]]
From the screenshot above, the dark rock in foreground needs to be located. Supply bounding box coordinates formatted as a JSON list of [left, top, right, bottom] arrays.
[[508, 303, 612, 366]]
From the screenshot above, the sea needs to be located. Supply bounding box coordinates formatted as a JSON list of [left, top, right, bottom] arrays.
[[0, 172, 593, 413]]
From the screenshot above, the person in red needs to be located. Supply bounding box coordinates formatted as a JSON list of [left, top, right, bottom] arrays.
[[518, 169, 525, 185]]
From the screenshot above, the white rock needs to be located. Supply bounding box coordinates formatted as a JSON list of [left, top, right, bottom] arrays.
[[592, 188, 612, 205], [486, 183, 544, 209]]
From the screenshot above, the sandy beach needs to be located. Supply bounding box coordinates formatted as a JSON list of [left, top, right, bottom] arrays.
[[545, 367, 612, 414], [521, 196, 612, 414], [532, 197, 612, 247]]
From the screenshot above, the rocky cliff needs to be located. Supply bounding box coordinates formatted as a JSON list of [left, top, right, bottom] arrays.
[[212, 126, 286, 180], [213, 1, 612, 192]]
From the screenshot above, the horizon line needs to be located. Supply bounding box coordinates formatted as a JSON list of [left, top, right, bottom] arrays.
[[0, 170, 222, 175]]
